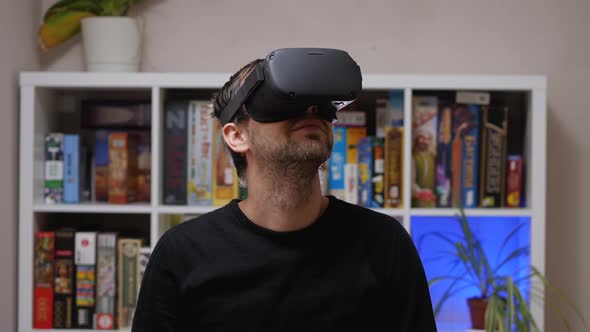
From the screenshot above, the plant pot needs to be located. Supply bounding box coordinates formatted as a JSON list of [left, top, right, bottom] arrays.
[[81, 17, 143, 72], [467, 297, 488, 329]]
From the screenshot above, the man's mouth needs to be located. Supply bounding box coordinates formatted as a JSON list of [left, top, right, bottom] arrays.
[[292, 118, 327, 132]]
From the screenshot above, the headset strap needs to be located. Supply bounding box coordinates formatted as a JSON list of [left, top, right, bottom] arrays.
[[219, 63, 265, 125]]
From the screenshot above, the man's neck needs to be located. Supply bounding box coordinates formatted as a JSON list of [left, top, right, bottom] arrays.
[[238, 167, 329, 232]]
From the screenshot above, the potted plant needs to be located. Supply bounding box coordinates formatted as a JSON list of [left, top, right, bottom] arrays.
[[420, 208, 585, 331], [38, 0, 148, 71]]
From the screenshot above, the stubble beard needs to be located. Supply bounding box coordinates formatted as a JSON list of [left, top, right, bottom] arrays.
[[248, 127, 333, 183]]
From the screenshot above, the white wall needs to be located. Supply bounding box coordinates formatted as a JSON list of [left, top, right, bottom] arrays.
[[4, 0, 586, 331], [0, 0, 39, 331]]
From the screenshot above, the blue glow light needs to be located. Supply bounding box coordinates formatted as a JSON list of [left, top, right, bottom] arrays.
[[411, 215, 531, 332]]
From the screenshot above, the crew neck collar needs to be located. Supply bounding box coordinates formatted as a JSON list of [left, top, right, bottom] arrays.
[[228, 195, 337, 242]]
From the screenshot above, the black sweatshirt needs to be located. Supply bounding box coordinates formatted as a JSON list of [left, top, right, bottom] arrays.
[[132, 196, 437, 332]]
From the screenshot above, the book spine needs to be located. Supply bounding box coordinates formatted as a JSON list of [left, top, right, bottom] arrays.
[[193, 101, 214, 206], [384, 127, 403, 208], [357, 137, 373, 207], [45, 133, 64, 204], [63, 134, 80, 204], [139, 247, 151, 281], [136, 131, 151, 202], [371, 137, 385, 208], [108, 132, 138, 204], [411, 96, 438, 208], [53, 230, 75, 329], [163, 100, 188, 204], [117, 239, 142, 329], [346, 127, 367, 164], [344, 163, 359, 204], [436, 105, 453, 207], [96, 233, 117, 330], [461, 105, 481, 208], [74, 232, 97, 329], [328, 126, 347, 200], [94, 130, 110, 202], [375, 90, 404, 137], [212, 120, 238, 206], [33, 231, 55, 329], [187, 103, 196, 204], [505, 155, 523, 208], [479, 106, 508, 207]]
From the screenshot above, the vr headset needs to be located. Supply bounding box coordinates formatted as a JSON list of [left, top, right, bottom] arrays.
[[219, 48, 363, 125]]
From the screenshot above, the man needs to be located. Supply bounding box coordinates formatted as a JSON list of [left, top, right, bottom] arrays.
[[132, 50, 437, 332]]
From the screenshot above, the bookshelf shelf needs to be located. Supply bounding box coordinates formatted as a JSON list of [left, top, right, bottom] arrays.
[[410, 208, 533, 217], [33, 202, 152, 214], [158, 205, 217, 215], [371, 208, 405, 216], [19, 72, 546, 332]]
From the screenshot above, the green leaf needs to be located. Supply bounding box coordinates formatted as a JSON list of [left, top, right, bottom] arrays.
[[495, 222, 526, 264], [493, 246, 529, 274], [44, 0, 101, 22]]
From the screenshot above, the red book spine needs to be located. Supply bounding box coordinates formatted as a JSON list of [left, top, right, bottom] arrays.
[[505, 155, 523, 207], [33, 287, 54, 328], [33, 231, 55, 328]]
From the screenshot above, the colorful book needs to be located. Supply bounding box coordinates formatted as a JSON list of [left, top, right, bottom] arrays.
[[505, 155, 523, 208], [188, 101, 214, 206], [328, 126, 347, 200], [346, 127, 367, 164], [136, 131, 151, 202], [357, 137, 373, 207], [117, 239, 142, 329], [376, 90, 404, 137], [45, 133, 64, 204], [163, 100, 188, 205], [96, 233, 117, 330], [74, 232, 97, 329], [452, 104, 481, 208], [384, 127, 403, 208], [63, 134, 80, 203], [412, 96, 438, 207], [372, 137, 385, 208], [436, 104, 453, 207], [108, 132, 138, 204], [479, 106, 508, 207], [33, 232, 54, 329], [94, 130, 110, 202], [53, 230, 75, 329]]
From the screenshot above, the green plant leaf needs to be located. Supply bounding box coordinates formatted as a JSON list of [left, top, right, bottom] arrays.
[[495, 222, 526, 264], [44, 0, 101, 22], [493, 246, 529, 274]]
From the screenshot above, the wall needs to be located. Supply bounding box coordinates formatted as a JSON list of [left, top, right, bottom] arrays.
[[28, 0, 590, 331], [0, 0, 39, 331]]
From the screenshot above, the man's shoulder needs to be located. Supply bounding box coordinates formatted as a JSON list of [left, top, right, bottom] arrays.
[[162, 203, 233, 241], [328, 196, 405, 236]]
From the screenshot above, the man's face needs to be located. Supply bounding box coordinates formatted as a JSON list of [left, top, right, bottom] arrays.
[[245, 110, 334, 169]]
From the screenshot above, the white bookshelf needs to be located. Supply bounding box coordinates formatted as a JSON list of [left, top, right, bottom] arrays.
[[18, 72, 547, 332]]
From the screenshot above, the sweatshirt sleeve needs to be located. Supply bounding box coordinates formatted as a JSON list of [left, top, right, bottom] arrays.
[[392, 223, 438, 332], [131, 232, 181, 332]]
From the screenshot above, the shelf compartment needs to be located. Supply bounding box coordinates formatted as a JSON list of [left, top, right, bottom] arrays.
[[33, 203, 152, 214], [410, 208, 532, 217]]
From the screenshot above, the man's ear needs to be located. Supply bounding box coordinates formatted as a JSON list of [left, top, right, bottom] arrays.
[[222, 122, 249, 154]]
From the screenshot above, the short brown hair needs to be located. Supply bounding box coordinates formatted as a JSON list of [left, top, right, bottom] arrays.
[[211, 59, 263, 183]]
